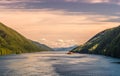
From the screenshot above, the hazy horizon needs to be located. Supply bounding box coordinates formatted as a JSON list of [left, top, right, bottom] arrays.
[[0, 0, 120, 48]]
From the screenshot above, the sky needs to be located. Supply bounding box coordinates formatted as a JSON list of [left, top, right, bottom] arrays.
[[0, 0, 120, 48]]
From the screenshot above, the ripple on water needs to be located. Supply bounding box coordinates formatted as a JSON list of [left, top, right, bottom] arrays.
[[2, 53, 59, 76], [0, 51, 120, 76]]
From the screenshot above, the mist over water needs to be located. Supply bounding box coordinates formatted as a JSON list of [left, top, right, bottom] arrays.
[[0, 51, 120, 76]]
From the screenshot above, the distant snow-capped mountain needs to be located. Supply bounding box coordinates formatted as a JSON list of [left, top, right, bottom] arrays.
[[54, 45, 78, 51]]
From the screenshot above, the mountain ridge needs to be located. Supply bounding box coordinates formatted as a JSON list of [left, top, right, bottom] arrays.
[[71, 25, 120, 58], [0, 22, 52, 55]]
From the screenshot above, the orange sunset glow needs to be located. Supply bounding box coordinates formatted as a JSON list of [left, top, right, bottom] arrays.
[[0, 0, 120, 47]]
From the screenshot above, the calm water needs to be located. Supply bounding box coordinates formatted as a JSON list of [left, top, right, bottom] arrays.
[[0, 51, 120, 76]]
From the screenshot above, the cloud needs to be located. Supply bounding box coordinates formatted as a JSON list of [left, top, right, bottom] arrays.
[[89, 0, 110, 3], [0, 3, 120, 47], [65, 0, 79, 2], [65, 0, 120, 5], [39, 38, 77, 48], [0, 0, 119, 4], [54, 39, 78, 47], [40, 38, 47, 41], [0, 0, 119, 20], [65, 0, 109, 3], [0, 0, 120, 18], [104, 17, 120, 22], [57, 39, 64, 43]]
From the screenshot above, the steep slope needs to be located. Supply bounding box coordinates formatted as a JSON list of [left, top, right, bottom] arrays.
[[71, 25, 120, 58], [32, 41, 54, 51], [0, 22, 51, 55]]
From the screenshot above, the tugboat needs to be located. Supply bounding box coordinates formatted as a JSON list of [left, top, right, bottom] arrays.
[[67, 51, 74, 54]]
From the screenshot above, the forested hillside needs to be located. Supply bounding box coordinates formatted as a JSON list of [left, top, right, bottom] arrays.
[[0, 22, 52, 55], [71, 26, 120, 58]]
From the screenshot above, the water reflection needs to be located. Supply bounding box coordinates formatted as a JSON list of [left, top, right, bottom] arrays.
[[0, 51, 120, 76]]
